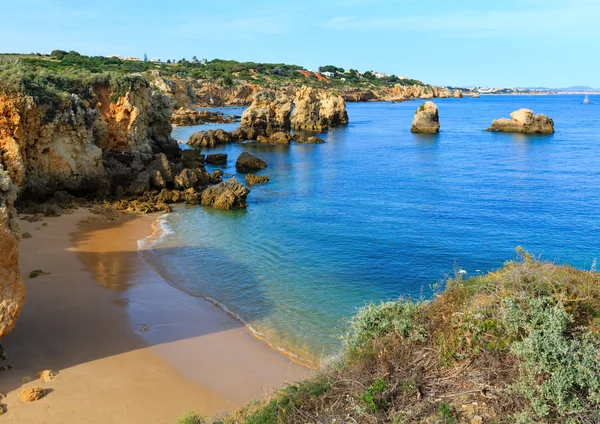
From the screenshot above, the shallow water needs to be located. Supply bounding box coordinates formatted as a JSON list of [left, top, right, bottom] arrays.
[[145, 95, 600, 362]]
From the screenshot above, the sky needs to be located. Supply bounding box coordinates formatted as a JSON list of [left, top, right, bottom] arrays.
[[2, 0, 600, 88]]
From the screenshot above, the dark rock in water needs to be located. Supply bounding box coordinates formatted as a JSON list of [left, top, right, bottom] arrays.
[[210, 170, 223, 184], [206, 153, 228, 165], [236, 152, 268, 172], [245, 174, 270, 185], [187, 129, 238, 147], [487, 109, 554, 134], [201, 177, 250, 210], [411, 101, 440, 133]]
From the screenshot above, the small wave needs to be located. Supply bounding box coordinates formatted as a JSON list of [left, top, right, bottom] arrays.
[[135, 213, 316, 369]]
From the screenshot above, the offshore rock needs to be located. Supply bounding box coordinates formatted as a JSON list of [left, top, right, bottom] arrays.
[[487, 109, 554, 134], [201, 177, 250, 210], [205, 153, 228, 165], [187, 129, 239, 147], [291, 86, 348, 131], [171, 108, 239, 126], [240, 90, 293, 139], [236, 152, 268, 172], [411, 101, 440, 133]]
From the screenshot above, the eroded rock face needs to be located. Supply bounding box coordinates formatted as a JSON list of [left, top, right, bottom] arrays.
[[0, 165, 24, 340], [291, 86, 348, 131], [411, 101, 440, 133], [240, 90, 293, 139], [201, 177, 250, 209], [171, 108, 239, 126], [487, 109, 554, 134], [236, 152, 268, 172]]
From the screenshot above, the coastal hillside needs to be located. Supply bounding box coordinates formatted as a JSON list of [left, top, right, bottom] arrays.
[[194, 249, 600, 423], [0, 51, 470, 110]]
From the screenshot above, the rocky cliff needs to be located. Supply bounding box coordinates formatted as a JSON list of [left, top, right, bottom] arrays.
[[291, 87, 348, 132], [0, 165, 24, 340]]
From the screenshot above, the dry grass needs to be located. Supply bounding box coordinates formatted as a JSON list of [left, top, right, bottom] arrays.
[[207, 249, 600, 423]]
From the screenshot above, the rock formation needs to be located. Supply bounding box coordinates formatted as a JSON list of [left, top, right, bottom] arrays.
[[236, 152, 268, 172], [245, 174, 269, 185], [171, 108, 239, 126], [239, 90, 293, 139], [205, 154, 227, 165], [0, 165, 24, 340], [487, 109, 554, 134], [291, 86, 349, 131], [187, 129, 239, 147], [411, 102, 440, 133], [200, 177, 250, 209]]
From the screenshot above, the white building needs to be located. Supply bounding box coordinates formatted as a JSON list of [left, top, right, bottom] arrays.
[[150, 58, 161, 63], [373, 72, 389, 79], [399, 75, 409, 80], [321, 71, 334, 77], [124, 57, 141, 61]]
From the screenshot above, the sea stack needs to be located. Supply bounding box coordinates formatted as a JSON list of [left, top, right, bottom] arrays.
[[487, 109, 554, 134], [411, 101, 440, 133]]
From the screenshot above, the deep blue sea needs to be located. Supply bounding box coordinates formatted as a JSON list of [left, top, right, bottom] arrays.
[[142, 95, 600, 362]]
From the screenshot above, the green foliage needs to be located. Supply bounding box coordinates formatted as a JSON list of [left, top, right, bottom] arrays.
[[343, 300, 426, 358], [438, 402, 459, 423], [504, 296, 600, 422], [360, 377, 388, 412], [174, 410, 205, 424]]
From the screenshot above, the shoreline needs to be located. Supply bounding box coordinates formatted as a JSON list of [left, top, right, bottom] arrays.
[[0, 209, 309, 423]]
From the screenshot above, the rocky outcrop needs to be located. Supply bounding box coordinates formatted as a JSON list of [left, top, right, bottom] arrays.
[[149, 71, 196, 109], [236, 152, 267, 172], [487, 109, 554, 134], [187, 129, 239, 147], [240, 90, 293, 139], [206, 154, 227, 165], [411, 102, 440, 133], [0, 165, 24, 340], [171, 108, 239, 126], [257, 131, 293, 144], [245, 174, 269, 185], [200, 177, 250, 209], [291, 87, 348, 131]]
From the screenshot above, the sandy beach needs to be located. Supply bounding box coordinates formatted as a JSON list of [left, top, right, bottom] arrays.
[[0, 209, 309, 423]]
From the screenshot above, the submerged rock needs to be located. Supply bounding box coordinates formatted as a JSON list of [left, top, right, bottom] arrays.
[[411, 101, 440, 133], [245, 174, 270, 185], [201, 177, 250, 210], [235, 152, 268, 172], [487, 109, 554, 134]]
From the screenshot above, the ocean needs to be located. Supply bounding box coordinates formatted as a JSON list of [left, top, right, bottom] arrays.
[[140, 95, 600, 363]]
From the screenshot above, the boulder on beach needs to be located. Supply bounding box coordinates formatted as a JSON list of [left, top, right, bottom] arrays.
[[411, 101, 440, 133], [487, 109, 554, 134], [235, 152, 268, 172], [201, 177, 250, 210], [245, 174, 270, 185]]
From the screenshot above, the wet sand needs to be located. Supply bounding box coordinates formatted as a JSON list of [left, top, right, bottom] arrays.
[[0, 209, 309, 423]]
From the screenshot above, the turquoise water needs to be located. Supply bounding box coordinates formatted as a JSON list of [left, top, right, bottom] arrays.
[[145, 95, 600, 362]]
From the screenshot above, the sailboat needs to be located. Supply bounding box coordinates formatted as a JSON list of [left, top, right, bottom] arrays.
[[584, 94, 590, 104]]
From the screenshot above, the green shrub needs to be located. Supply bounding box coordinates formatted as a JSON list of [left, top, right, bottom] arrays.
[[360, 377, 388, 412], [174, 410, 205, 424]]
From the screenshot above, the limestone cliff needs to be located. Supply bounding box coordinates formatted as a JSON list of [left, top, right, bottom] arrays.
[[240, 90, 293, 138], [0, 165, 24, 340], [0, 82, 177, 199], [291, 87, 348, 132]]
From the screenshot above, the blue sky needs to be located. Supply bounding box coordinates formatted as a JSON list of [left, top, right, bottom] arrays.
[[2, 0, 599, 87]]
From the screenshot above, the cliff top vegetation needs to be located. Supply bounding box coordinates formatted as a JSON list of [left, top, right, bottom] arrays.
[[182, 248, 600, 423]]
